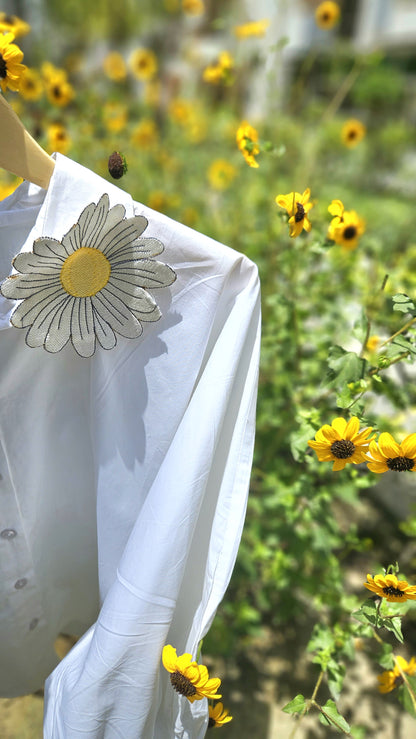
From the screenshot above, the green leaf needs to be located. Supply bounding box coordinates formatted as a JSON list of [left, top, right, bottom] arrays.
[[398, 677, 416, 718], [378, 643, 394, 670], [328, 661, 346, 701], [392, 294, 416, 314], [380, 615, 404, 643], [392, 335, 416, 356], [319, 700, 351, 733], [352, 600, 378, 626], [282, 694, 307, 715], [353, 311, 370, 343], [350, 726, 367, 739], [326, 346, 368, 390]]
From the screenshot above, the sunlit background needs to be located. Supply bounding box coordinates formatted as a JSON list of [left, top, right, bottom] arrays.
[[3, 0, 416, 737]]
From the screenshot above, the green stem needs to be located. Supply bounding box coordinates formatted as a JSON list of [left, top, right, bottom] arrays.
[[321, 60, 362, 122], [287, 670, 325, 739], [394, 657, 416, 713], [378, 317, 416, 349]]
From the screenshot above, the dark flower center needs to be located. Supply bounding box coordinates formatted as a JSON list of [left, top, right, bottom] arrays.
[[0, 53, 7, 79], [348, 130, 357, 139], [295, 202, 305, 222], [52, 84, 62, 98], [382, 585, 405, 597], [321, 12, 330, 22], [387, 456, 414, 471], [208, 718, 216, 728], [170, 671, 197, 697], [330, 439, 355, 459], [343, 226, 357, 240]]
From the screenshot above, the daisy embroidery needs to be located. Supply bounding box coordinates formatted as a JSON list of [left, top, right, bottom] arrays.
[[1, 194, 176, 357]]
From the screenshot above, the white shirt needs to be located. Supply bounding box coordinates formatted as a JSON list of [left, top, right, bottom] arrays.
[[0, 153, 261, 738]]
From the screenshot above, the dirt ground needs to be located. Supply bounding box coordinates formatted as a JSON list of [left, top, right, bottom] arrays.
[[2, 631, 416, 739], [2, 478, 416, 738]]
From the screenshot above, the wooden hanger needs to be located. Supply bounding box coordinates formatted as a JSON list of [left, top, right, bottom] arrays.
[[0, 94, 55, 189]]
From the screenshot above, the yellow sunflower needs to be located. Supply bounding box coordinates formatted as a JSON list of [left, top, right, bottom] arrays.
[[328, 198, 344, 226], [47, 123, 71, 155], [364, 573, 416, 602], [0, 32, 26, 93], [236, 121, 260, 168], [0, 13, 30, 38], [45, 70, 74, 107], [208, 702, 233, 728], [130, 119, 158, 150], [103, 51, 127, 82], [315, 1, 340, 29], [366, 335, 380, 353], [276, 189, 313, 238], [341, 119, 366, 148], [234, 19, 270, 39], [203, 51, 234, 85], [19, 67, 43, 101], [103, 102, 128, 134], [208, 159, 236, 190], [378, 656, 416, 694], [182, 0, 205, 15], [366, 432, 416, 473], [308, 417, 374, 471], [129, 48, 158, 81], [328, 208, 365, 251], [0, 178, 22, 200], [162, 645, 222, 703]]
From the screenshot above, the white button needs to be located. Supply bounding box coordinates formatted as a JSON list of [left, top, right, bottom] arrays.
[[14, 578, 28, 589], [1, 529, 17, 539], [29, 618, 39, 631]]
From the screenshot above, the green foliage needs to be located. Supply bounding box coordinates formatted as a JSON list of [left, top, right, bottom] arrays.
[[319, 700, 351, 734], [6, 4, 416, 735]]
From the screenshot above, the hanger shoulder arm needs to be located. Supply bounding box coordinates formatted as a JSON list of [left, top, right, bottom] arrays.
[[0, 95, 55, 190]]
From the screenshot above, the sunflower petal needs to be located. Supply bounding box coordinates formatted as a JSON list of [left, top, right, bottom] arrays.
[[331, 417, 347, 437], [401, 434, 416, 459], [378, 432, 400, 458], [345, 417, 360, 440], [162, 645, 178, 672]]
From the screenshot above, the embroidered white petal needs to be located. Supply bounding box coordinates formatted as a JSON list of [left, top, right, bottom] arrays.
[[71, 297, 97, 358], [92, 289, 144, 338], [32, 237, 66, 259], [12, 252, 64, 274], [106, 237, 165, 260], [61, 223, 82, 256], [25, 293, 71, 347], [44, 299, 74, 353], [0, 194, 176, 356], [1, 273, 60, 299], [10, 283, 63, 328], [93, 312, 117, 351], [111, 261, 176, 288]]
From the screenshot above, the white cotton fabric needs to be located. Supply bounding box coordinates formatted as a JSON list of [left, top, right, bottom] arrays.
[[0, 153, 261, 738]]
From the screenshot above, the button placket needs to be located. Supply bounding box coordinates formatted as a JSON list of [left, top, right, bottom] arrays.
[[0, 444, 47, 635]]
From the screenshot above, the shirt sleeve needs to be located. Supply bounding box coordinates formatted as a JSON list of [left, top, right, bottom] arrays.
[[43, 244, 261, 738]]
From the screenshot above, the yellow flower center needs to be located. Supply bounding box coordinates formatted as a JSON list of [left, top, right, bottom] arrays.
[[60, 247, 111, 297]]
